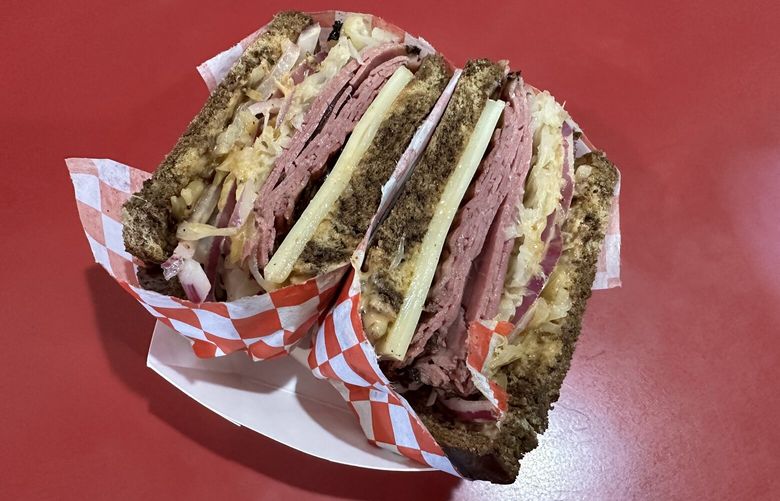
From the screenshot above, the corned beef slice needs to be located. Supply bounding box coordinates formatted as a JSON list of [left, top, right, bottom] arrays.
[[252, 44, 409, 266]]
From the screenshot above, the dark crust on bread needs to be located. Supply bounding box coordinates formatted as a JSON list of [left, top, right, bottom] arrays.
[[365, 59, 505, 313], [411, 151, 619, 483], [137, 265, 186, 298], [294, 55, 453, 276], [122, 11, 312, 266]]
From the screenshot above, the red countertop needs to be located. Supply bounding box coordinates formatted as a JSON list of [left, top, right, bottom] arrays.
[[3, 1, 779, 499]]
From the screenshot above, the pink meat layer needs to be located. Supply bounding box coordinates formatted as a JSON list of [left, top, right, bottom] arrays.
[[465, 90, 537, 322], [250, 43, 408, 267], [409, 79, 534, 394]]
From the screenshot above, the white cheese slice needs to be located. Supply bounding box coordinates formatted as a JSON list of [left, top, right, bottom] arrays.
[[264, 66, 415, 284], [375, 98, 506, 360]]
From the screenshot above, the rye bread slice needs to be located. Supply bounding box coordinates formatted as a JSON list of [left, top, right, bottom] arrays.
[[136, 265, 185, 298], [122, 11, 312, 265], [411, 151, 619, 483]]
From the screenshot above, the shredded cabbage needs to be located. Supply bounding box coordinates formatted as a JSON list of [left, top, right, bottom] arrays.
[[189, 171, 226, 223], [226, 214, 252, 265], [214, 109, 259, 157], [524, 265, 572, 332], [487, 257, 574, 374], [171, 196, 188, 221], [294, 36, 353, 104], [342, 15, 397, 51], [217, 173, 236, 211], [171, 178, 207, 220], [222, 264, 261, 301], [254, 39, 300, 101], [486, 328, 564, 377], [296, 24, 321, 60], [168, 16, 398, 298], [217, 139, 271, 186], [248, 61, 271, 87], [496, 92, 569, 321], [221, 31, 362, 275]]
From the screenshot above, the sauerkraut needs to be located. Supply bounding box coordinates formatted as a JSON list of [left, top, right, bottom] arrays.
[[166, 15, 399, 301], [496, 92, 570, 321], [487, 259, 573, 375]]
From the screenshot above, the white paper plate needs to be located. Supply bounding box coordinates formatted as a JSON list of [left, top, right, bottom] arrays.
[[147, 321, 431, 471]]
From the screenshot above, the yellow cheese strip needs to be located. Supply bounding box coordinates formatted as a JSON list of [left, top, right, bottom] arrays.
[[264, 66, 415, 284], [376, 98, 506, 360]]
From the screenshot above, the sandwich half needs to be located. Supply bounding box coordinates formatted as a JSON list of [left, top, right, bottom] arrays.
[[123, 11, 452, 302], [359, 59, 619, 482]]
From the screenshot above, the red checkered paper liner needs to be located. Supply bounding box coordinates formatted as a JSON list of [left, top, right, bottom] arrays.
[[66, 158, 344, 360], [308, 274, 459, 476], [464, 320, 513, 414], [306, 275, 513, 476]]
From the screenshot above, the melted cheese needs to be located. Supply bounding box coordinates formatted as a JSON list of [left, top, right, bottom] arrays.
[[375, 99, 506, 360], [264, 66, 415, 284]]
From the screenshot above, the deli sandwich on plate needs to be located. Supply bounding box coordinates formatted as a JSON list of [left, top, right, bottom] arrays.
[[354, 59, 619, 481], [111, 9, 619, 485], [123, 12, 452, 302]]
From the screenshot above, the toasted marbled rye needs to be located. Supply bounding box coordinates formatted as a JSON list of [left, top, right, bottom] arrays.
[[123, 11, 312, 265]]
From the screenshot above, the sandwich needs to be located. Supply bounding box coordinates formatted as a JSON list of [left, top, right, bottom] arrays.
[[359, 59, 619, 482], [120, 8, 618, 481], [122, 11, 452, 302]]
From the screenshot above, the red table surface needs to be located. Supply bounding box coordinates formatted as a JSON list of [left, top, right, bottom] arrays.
[[3, 0, 779, 499]]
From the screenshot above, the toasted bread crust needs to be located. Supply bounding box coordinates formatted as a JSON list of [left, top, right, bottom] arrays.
[[412, 151, 619, 483], [122, 11, 311, 264]]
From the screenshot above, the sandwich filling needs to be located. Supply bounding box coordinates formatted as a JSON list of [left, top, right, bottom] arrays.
[[401, 76, 534, 396], [249, 42, 413, 274], [159, 16, 405, 301], [495, 91, 575, 326], [375, 99, 505, 360], [263, 64, 416, 284], [486, 155, 605, 378]]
